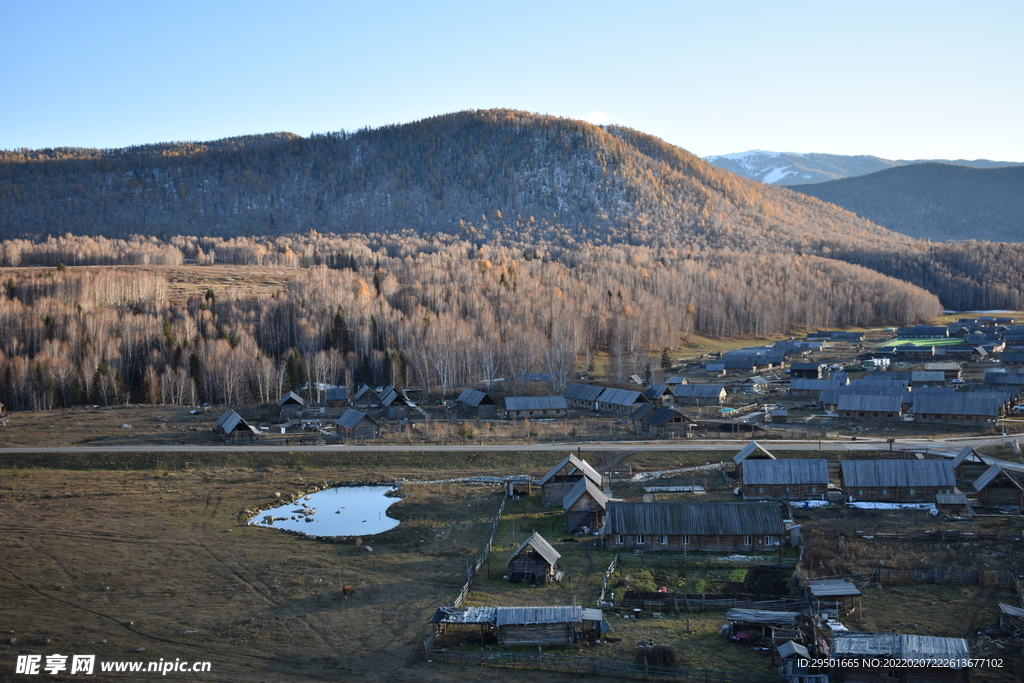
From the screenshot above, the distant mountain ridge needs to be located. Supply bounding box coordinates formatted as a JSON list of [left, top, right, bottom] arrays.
[[704, 149, 1021, 185], [788, 163, 1024, 242]]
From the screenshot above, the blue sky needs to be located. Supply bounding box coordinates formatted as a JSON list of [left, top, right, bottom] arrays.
[[2, 0, 1021, 160]]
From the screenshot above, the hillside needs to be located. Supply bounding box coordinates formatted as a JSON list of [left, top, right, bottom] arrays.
[[789, 163, 1024, 242], [705, 149, 1020, 186]]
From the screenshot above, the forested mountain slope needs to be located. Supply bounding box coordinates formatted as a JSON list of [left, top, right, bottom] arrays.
[[789, 163, 1024, 242]]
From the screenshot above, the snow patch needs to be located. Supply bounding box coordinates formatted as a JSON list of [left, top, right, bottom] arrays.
[[846, 502, 937, 511], [794, 500, 831, 508], [761, 166, 794, 184]]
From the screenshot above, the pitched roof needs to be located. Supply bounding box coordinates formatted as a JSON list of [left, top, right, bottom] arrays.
[[335, 409, 376, 430], [216, 409, 249, 433], [642, 406, 692, 427], [505, 395, 567, 411], [951, 445, 984, 468], [836, 394, 904, 413], [911, 394, 1002, 417], [733, 441, 776, 465], [604, 501, 783, 536], [808, 579, 861, 597], [642, 384, 671, 400], [673, 384, 726, 399], [325, 386, 348, 401], [742, 459, 829, 486], [596, 387, 643, 407], [563, 477, 609, 511], [830, 632, 969, 665], [840, 460, 954, 488], [724, 609, 800, 624], [972, 464, 1024, 492], [630, 403, 656, 421], [494, 606, 583, 627], [507, 531, 560, 566], [456, 388, 492, 407], [538, 454, 602, 486], [278, 390, 304, 407], [563, 383, 604, 401], [791, 379, 847, 392]]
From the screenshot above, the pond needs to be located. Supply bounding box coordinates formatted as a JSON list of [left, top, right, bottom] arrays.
[[249, 485, 400, 537]]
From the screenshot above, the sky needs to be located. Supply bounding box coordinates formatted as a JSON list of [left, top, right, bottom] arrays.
[[2, 0, 1021, 161]]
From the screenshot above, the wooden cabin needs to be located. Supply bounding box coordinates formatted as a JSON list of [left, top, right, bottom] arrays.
[[504, 395, 567, 419], [733, 440, 776, 479], [539, 454, 603, 506], [455, 388, 497, 418], [563, 477, 608, 533], [972, 464, 1024, 508], [216, 409, 260, 441], [334, 409, 380, 439], [840, 460, 955, 503], [741, 459, 829, 500], [278, 390, 305, 417], [935, 492, 975, 518], [507, 532, 561, 584], [951, 445, 988, 481], [603, 501, 784, 552]]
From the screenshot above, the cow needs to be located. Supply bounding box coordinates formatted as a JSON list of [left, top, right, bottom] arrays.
[[342, 585, 354, 599]]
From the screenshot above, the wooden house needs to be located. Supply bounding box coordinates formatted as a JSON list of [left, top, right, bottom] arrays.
[[429, 605, 603, 648], [216, 409, 260, 440], [829, 632, 970, 683], [595, 387, 647, 415], [324, 386, 348, 407], [278, 390, 305, 417], [910, 394, 1003, 424], [705, 363, 726, 377], [924, 362, 962, 379], [504, 395, 567, 419], [455, 388, 497, 418], [951, 445, 988, 481], [563, 383, 604, 411], [507, 531, 561, 584], [636, 406, 694, 438], [740, 459, 829, 500], [351, 384, 380, 409], [972, 464, 1024, 508], [741, 376, 770, 394], [603, 501, 784, 552], [334, 409, 379, 439], [789, 363, 826, 379], [840, 460, 955, 502], [379, 385, 414, 419], [789, 378, 848, 397], [836, 394, 904, 420], [672, 384, 726, 406], [665, 376, 689, 386], [539, 454, 603, 506], [563, 477, 608, 533], [641, 384, 674, 404], [733, 440, 776, 478]]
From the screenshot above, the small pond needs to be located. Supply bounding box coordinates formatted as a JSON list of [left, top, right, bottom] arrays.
[[249, 485, 400, 537]]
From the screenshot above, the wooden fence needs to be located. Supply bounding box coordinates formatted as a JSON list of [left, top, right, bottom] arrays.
[[422, 648, 783, 683], [798, 565, 1016, 587]]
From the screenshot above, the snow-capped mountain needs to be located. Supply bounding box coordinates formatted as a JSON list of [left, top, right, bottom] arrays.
[[704, 150, 1019, 185]]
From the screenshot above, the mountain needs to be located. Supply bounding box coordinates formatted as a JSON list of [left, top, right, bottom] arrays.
[[704, 149, 1020, 186], [2, 109, 1024, 311], [789, 163, 1024, 242]]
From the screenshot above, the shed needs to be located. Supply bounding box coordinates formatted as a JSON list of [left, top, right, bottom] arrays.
[[507, 532, 561, 584], [505, 395, 567, 419], [807, 579, 861, 615], [950, 445, 988, 480], [278, 390, 305, 417], [563, 477, 609, 533], [829, 632, 970, 683], [334, 409, 380, 439], [455, 388, 497, 418], [841, 460, 955, 502], [725, 609, 801, 645], [539, 454, 603, 506], [216, 409, 260, 439], [935, 492, 975, 518], [604, 501, 784, 552], [741, 459, 829, 500], [495, 606, 603, 647], [972, 464, 1024, 508], [998, 603, 1024, 633]]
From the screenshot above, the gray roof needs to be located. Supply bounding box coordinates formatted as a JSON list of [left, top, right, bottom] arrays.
[[665, 376, 688, 385], [508, 531, 561, 566], [563, 477, 609, 512], [911, 394, 1002, 417], [742, 459, 829, 486], [216, 409, 248, 433], [335, 409, 376, 430], [278, 390, 305, 407], [505, 395, 567, 411], [743, 376, 770, 386], [841, 460, 955, 488], [494, 606, 581, 627], [985, 370, 1024, 385], [456, 388, 492, 407], [836, 394, 904, 413], [642, 384, 672, 400], [325, 386, 348, 401], [790, 378, 847, 392], [820, 385, 909, 407], [672, 384, 726, 399], [604, 502, 783, 537], [630, 403, 656, 421], [596, 387, 644, 407], [951, 445, 984, 468], [999, 603, 1024, 619], [563, 383, 605, 401], [705, 363, 726, 372], [972, 464, 1024, 492], [830, 632, 969, 666], [642, 406, 692, 428], [539, 454, 602, 487], [808, 579, 861, 597], [725, 609, 800, 625], [865, 371, 945, 383], [733, 441, 776, 465], [777, 640, 810, 660]]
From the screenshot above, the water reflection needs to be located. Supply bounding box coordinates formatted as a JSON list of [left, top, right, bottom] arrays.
[[249, 485, 400, 536]]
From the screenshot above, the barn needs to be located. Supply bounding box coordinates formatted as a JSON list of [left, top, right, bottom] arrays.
[[603, 501, 784, 552], [539, 454, 604, 506], [507, 531, 561, 584]]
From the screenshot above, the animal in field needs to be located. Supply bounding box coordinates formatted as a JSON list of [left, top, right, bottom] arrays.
[[342, 585, 354, 599]]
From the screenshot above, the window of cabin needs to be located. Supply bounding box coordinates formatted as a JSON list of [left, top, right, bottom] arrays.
[[855, 489, 864, 496], [781, 486, 790, 493], [879, 488, 888, 495], [907, 488, 915, 496], [636, 535, 646, 545], [765, 536, 776, 545], [660, 535, 668, 545], [681, 535, 690, 545], [807, 486, 816, 493], [755, 486, 764, 494], [615, 534, 622, 545], [743, 536, 751, 546]]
